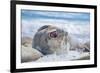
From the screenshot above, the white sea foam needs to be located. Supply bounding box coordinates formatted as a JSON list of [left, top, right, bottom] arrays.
[[36, 50, 89, 62]]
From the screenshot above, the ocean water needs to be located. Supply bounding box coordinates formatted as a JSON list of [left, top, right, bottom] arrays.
[[22, 20, 90, 43], [21, 10, 90, 44]]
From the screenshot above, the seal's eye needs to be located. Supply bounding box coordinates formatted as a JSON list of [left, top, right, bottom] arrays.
[[49, 31, 57, 38]]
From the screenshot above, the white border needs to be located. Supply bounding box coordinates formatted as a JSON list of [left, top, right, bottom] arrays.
[[16, 4, 95, 69]]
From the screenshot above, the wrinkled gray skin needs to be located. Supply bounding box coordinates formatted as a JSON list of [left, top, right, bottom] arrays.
[[32, 25, 68, 55], [32, 30, 51, 55]]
